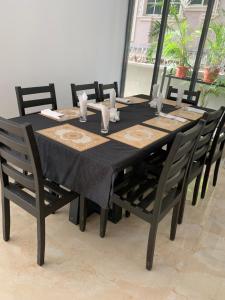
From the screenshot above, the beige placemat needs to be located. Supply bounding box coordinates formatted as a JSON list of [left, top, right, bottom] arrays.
[[108, 125, 168, 149], [129, 96, 149, 104], [57, 108, 95, 121], [40, 108, 95, 122], [144, 116, 189, 131], [103, 100, 127, 109], [163, 99, 191, 107], [169, 108, 203, 121], [37, 124, 109, 151]]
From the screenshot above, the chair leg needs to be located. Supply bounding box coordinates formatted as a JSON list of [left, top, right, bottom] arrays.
[[146, 223, 158, 271], [2, 197, 10, 241], [213, 158, 221, 187], [100, 208, 109, 238], [37, 217, 45, 266], [192, 174, 201, 206], [170, 203, 180, 241], [201, 164, 211, 199], [125, 210, 130, 218], [79, 196, 87, 232], [178, 184, 188, 225]]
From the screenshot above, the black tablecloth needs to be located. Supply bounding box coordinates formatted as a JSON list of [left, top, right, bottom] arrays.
[[11, 95, 197, 208]]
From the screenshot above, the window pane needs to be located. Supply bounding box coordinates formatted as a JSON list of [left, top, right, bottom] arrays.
[[191, 0, 202, 4], [146, 4, 154, 14], [155, 5, 162, 14]]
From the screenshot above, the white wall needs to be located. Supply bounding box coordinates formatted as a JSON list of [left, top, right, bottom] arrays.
[[0, 0, 128, 118]]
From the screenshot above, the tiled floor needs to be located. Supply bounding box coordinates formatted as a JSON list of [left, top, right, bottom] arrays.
[[0, 161, 225, 300]]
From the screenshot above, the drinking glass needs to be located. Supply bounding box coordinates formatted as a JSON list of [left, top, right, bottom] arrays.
[[101, 107, 110, 134]]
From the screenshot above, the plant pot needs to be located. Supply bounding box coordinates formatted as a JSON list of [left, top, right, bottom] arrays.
[[175, 66, 189, 78], [203, 67, 220, 83]]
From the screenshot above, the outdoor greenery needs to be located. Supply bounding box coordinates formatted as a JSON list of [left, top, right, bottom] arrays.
[[205, 21, 225, 70], [162, 10, 192, 67], [199, 76, 225, 107], [147, 4, 194, 67]]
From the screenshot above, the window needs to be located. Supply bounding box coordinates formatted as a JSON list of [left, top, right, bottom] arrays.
[[145, 0, 208, 15], [146, 0, 181, 15], [190, 0, 208, 5]]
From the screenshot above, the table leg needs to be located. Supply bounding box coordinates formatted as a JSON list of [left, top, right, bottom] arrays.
[[69, 198, 122, 225], [69, 197, 80, 225]]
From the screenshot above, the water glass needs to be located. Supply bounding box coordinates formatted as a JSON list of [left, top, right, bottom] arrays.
[[101, 108, 110, 134]]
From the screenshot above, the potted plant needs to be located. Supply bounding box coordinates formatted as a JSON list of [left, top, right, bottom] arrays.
[[163, 7, 193, 78], [203, 22, 225, 83]]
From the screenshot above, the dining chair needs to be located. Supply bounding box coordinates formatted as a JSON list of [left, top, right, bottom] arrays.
[[178, 107, 225, 224], [79, 120, 205, 270], [201, 108, 225, 199], [167, 86, 201, 106], [99, 82, 119, 101], [71, 81, 100, 107], [0, 117, 78, 265], [15, 84, 57, 116]]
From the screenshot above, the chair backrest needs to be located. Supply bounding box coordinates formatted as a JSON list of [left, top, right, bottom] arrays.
[[167, 86, 201, 106], [0, 118, 44, 214], [99, 82, 119, 101], [15, 84, 57, 116], [71, 81, 100, 107], [153, 120, 205, 218], [207, 107, 225, 163], [192, 107, 225, 165]]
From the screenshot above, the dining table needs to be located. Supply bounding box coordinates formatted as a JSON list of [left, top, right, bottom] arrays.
[[11, 94, 206, 225]]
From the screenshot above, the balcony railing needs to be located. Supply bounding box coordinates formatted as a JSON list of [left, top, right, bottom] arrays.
[[129, 44, 208, 67]]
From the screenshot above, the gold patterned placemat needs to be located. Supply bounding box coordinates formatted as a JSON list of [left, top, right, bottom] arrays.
[[37, 124, 109, 151], [144, 116, 189, 131], [129, 97, 149, 104], [108, 125, 168, 149], [169, 108, 203, 121]]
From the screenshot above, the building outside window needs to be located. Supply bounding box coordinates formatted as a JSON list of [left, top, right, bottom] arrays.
[[146, 0, 180, 15], [145, 0, 208, 16]]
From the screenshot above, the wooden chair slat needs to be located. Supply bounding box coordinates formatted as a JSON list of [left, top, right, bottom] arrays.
[[71, 81, 100, 107], [15, 84, 57, 116], [2, 163, 35, 191]]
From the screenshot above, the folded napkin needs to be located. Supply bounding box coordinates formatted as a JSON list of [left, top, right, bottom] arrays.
[[185, 107, 205, 114], [159, 112, 187, 123], [150, 98, 157, 108], [40, 109, 64, 120], [116, 97, 131, 104], [152, 84, 159, 99], [77, 99, 96, 107], [110, 90, 116, 108]]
